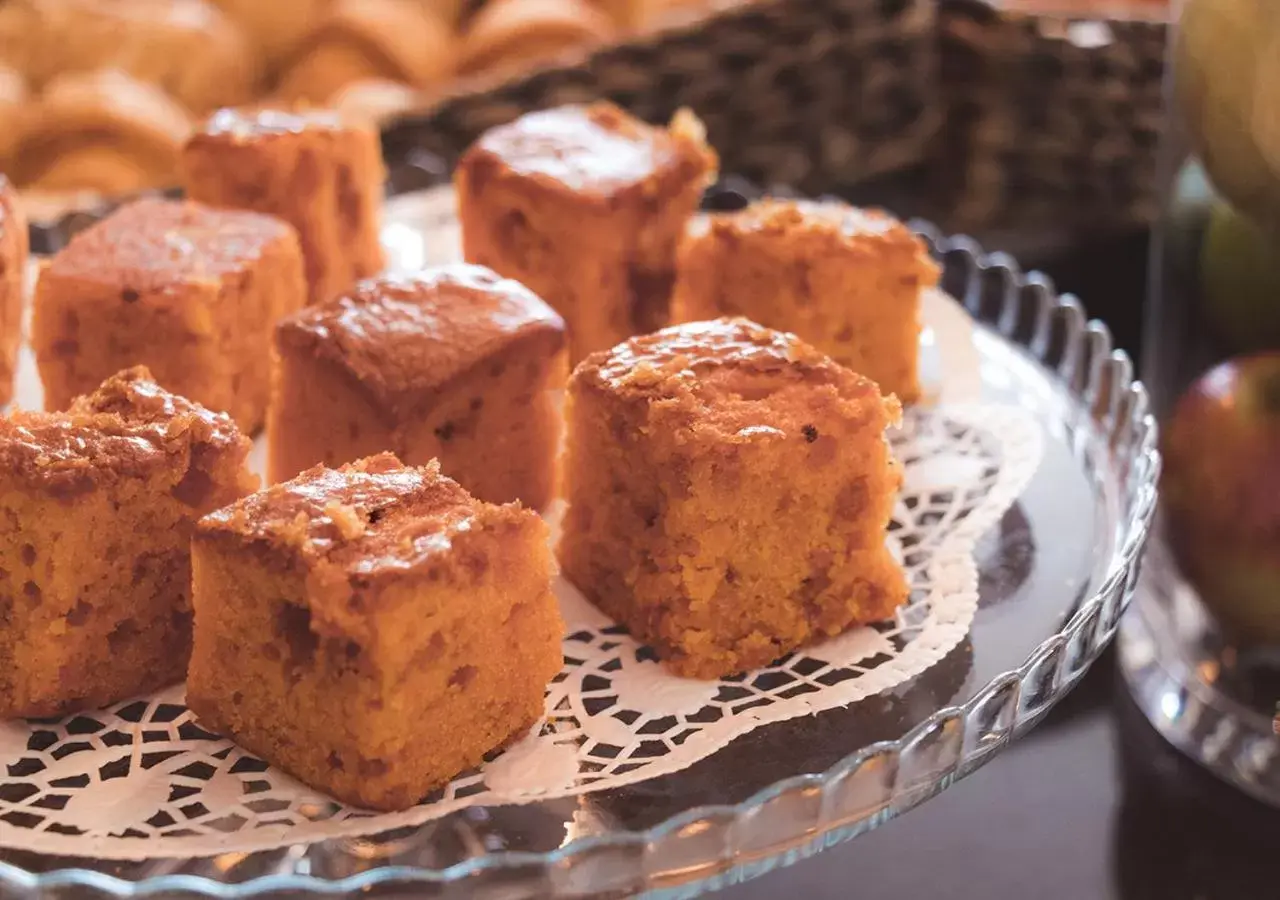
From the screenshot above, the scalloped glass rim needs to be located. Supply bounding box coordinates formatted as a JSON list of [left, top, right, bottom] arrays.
[[0, 221, 1160, 899]]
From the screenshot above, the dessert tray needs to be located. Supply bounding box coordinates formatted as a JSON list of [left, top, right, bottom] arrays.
[[0, 182, 1158, 898]]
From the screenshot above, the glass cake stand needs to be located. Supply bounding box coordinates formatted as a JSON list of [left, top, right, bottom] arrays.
[[0, 181, 1158, 898]]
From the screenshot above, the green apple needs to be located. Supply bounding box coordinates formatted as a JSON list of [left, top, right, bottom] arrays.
[[1163, 353, 1280, 645], [1199, 200, 1280, 352], [1176, 0, 1280, 233]]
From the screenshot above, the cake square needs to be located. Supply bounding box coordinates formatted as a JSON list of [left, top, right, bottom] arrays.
[[31, 197, 306, 432], [670, 199, 940, 403], [558, 317, 907, 679], [181, 108, 387, 306], [0, 366, 258, 718], [187, 453, 564, 811], [269, 265, 566, 509], [0, 176, 27, 408], [455, 101, 718, 363]]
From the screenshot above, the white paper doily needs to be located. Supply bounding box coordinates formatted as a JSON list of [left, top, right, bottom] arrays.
[[0, 191, 1043, 859]]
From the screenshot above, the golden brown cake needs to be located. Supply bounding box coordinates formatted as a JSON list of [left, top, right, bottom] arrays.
[[32, 198, 305, 432], [270, 265, 566, 508], [0, 177, 28, 408], [670, 199, 940, 404], [187, 453, 563, 811], [455, 101, 718, 363], [558, 317, 907, 678], [181, 108, 386, 306], [0, 366, 257, 718]]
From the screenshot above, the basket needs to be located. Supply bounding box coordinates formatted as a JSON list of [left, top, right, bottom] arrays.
[[936, 0, 1169, 233], [382, 0, 943, 195]]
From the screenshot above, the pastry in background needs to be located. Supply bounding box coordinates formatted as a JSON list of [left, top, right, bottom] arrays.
[[457, 0, 616, 79], [0, 366, 257, 719], [213, 0, 334, 71], [456, 101, 718, 363], [0, 67, 28, 168], [274, 0, 455, 106], [10, 70, 193, 196], [270, 265, 567, 507], [632, 0, 722, 29], [327, 78, 422, 125], [0, 177, 27, 408], [0, 0, 260, 114], [181, 108, 387, 305], [672, 199, 939, 403], [32, 198, 306, 431]]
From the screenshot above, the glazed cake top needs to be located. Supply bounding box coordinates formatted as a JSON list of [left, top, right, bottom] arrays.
[[199, 452, 539, 585], [573, 317, 900, 439], [275, 264, 565, 415], [687, 198, 939, 280], [0, 366, 252, 499], [193, 107, 369, 145], [463, 101, 717, 199], [42, 197, 295, 295]]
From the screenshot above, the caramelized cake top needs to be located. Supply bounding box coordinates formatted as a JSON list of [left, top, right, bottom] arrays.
[[275, 264, 565, 415], [461, 101, 718, 201], [42, 197, 296, 295], [194, 107, 362, 144], [0, 366, 254, 499], [573, 317, 900, 440], [199, 453, 541, 585]]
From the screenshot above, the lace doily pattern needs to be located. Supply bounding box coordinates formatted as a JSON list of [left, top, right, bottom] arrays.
[[0, 402, 1041, 859]]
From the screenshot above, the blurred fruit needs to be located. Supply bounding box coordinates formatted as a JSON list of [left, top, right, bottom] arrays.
[[1175, 0, 1280, 233], [1163, 354, 1280, 644], [1199, 200, 1280, 352]]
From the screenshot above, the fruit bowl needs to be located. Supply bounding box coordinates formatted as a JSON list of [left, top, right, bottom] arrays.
[[0, 181, 1158, 898]]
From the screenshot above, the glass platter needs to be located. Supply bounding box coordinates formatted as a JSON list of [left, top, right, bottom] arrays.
[[0, 177, 1158, 898]]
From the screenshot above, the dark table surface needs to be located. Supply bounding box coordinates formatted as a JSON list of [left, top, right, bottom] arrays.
[[720, 229, 1280, 900]]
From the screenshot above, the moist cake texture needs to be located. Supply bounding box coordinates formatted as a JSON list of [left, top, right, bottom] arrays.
[[558, 317, 908, 678], [0, 366, 257, 718], [31, 196, 306, 432], [187, 453, 564, 810], [671, 199, 939, 403], [181, 107, 386, 305], [455, 101, 718, 363], [269, 264, 566, 508]]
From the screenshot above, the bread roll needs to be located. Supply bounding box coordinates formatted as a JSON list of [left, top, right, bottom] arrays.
[[12, 70, 192, 195], [0, 0, 261, 113], [457, 0, 615, 78], [213, 0, 334, 69], [274, 0, 455, 106]]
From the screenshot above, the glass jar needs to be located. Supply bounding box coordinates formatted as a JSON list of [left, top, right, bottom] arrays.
[[1120, 0, 1280, 805]]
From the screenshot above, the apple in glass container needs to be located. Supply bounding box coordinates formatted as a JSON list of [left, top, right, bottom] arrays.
[[1163, 354, 1280, 644]]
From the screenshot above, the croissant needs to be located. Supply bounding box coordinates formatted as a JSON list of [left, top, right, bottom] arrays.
[[457, 0, 616, 79], [0, 0, 260, 114], [212, 0, 334, 69], [12, 70, 192, 196], [274, 0, 456, 106]]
